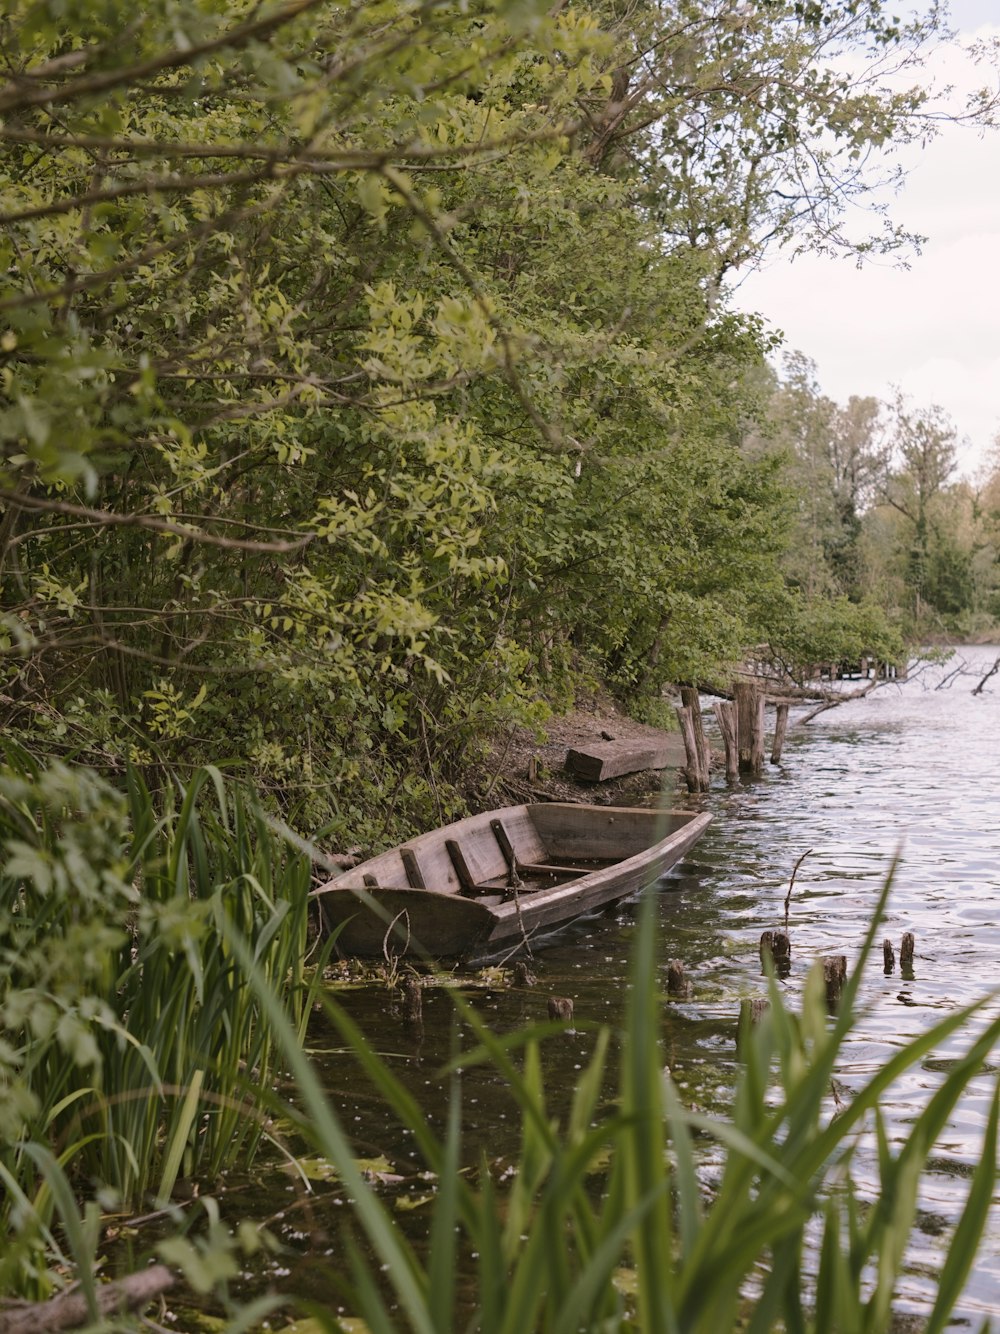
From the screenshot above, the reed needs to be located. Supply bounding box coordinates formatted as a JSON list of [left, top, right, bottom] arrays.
[[3, 754, 996, 1326], [0, 754, 328, 1299], [229, 866, 1000, 1332]]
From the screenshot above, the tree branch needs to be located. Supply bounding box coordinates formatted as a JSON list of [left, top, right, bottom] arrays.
[[0, 491, 312, 554]]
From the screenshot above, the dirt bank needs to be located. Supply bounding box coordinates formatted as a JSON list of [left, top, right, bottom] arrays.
[[482, 693, 688, 808]]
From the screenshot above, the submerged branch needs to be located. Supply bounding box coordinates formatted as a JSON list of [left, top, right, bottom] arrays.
[[973, 656, 1000, 697], [0, 1266, 174, 1334]]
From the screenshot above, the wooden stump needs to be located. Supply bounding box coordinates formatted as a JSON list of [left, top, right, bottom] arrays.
[[675, 704, 709, 793], [883, 939, 895, 973], [680, 686, 711, 786], [900, 931, 915, 965], [759, 928, 790, 960], [512, 960, 536, 987], [712, 699, 739, 780], [770, 701, 790, 764], [760, 929, 791, 974], [400, 974, 423, 1023], [733, 681, 765, 775], [667, 959, 691, 999], [737, 997, 770, 1055], [823, 955, 848, 1009]]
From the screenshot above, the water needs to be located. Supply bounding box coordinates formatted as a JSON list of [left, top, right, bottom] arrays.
[[248, 646, 1000, 1324]]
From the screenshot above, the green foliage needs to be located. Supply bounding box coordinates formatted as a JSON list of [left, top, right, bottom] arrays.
[[227, 867, 1000, 1332], [0, 0, 980, 833], [0, 756, 325, 1300], [760, 589, 905, 684]]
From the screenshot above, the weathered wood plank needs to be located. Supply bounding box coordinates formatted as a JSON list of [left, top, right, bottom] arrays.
[[564, 737, 684, 782]]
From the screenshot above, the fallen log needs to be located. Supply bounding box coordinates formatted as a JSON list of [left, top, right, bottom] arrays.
[[0, 1265, 174, 1334]]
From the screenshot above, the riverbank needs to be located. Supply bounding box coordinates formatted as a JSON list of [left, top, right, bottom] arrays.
[[484, 690, 688, 807]]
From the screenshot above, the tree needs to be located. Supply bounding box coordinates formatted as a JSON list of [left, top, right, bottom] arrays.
[[767, 353, 888, 601], [0, 0, 990, 833], [879, 395, 960, 620], [578, 0, 998, 274]]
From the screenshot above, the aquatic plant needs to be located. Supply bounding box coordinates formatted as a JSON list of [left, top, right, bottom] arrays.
[[229, 868, 1000, 1332], [0, 753, 326, 1300], [1, 753, 995, 1328]]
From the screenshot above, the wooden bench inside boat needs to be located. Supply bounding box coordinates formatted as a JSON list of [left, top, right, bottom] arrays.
[[329, 804, 657, 901], [442, 819, 614, 898]]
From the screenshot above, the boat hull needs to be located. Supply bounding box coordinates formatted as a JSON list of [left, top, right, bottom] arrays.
[[314, 803, 711, 960]]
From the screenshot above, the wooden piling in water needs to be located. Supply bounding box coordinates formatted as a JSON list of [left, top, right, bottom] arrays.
[[737, 997, 770, 1055], [400, 974, 423, 1024], [675, 704, 707, 793], [733, 681, 765, 775], [713, 699, 739, 780], [667, 959, 691, 998], [883, 939, 895, 973], [760, 929, 791, 972], [681, 686, 711, 785], [770, 701, 790, 764], [900, 931, 915, 965], [823, 955, 847, 1009]]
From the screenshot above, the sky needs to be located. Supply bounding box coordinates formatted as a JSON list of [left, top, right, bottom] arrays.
[[730, 0, 1000, 477]]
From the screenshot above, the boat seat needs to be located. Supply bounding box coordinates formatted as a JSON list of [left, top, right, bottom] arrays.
[[446, 833, 587, 898], [445, 839, 484, 898], [490, 818, 596, 875], [400, 848, 425, 889]]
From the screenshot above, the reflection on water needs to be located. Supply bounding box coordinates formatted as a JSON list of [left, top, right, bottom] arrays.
[[270, 647, 1000, 1321]]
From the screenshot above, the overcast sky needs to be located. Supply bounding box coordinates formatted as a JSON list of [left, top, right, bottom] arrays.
[[730, 0, 1000, 477]]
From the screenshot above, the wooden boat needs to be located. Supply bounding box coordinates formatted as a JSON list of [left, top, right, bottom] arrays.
[[314, 803, 711, 960]]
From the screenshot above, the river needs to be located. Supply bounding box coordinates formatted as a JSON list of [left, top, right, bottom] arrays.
[[255, 645, 1000, 1326]]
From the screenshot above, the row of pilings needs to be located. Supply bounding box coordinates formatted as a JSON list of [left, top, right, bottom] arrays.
[[676, 681, 789, 793]]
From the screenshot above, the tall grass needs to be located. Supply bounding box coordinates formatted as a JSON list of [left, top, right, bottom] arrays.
[[2, 752, 996, 1327], [0, 752, 328, 1299], [228, 867, 1000, 1332]]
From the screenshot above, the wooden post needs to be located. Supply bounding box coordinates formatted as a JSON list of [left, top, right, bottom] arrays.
[[400, 974, 423, 1024], [674, 704, 708, 793], [680, 686, 711, 783], [751, 692, 766, 773], [675, 704, 698, 792], [760, 929, 790, 972], [883, 939, 895, 973], [713, 700, 738, 780], [667, 959, 691, 998], [770, 701, 790, 765], [900, 932, 915, 965], [733, 681, 765, 775], [823, 955, 847, 1010], [736, 997, 770, 1055]]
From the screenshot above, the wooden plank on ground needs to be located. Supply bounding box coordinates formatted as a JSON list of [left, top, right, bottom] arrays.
[[564, 736, 685, 783]]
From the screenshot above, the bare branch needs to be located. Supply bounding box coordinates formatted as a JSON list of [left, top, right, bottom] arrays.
[[0, 491, 312, 554]]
